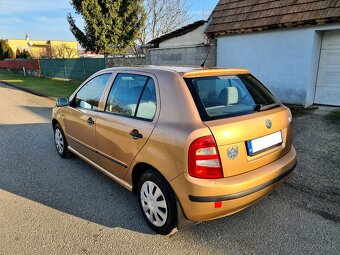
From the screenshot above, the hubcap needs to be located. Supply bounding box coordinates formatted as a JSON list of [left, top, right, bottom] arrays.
[[140, 181, 168, 227], [54, 128, 64, 154]]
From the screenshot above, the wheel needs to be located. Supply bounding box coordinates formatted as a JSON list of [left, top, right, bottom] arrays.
[[138, 170, 177, 235], [53, 124, 71, 158]]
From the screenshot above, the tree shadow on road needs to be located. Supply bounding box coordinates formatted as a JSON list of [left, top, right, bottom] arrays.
[[0, 123, 154, 235], [20, 106, 53, 121]]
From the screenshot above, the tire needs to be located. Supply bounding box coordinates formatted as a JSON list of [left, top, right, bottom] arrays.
[[53, 124, 71, 158], [138, 170, 177, 235]]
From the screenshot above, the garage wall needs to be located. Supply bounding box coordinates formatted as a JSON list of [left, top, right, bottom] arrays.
[[147, 44, 216, 66], [216, 24, 340, 107]]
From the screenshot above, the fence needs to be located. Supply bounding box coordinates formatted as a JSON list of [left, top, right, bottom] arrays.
[[40, 55, 145, 80], [106, 55, 145, 68], [0, 55, 146, 81], [40, 58, 106, 81], [0, 59, 40, 76]]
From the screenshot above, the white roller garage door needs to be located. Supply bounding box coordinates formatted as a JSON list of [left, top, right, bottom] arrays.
[[315, 30, 340, 106]]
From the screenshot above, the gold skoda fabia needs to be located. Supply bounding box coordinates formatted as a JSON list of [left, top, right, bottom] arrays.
[[52, 66, 297, 234]]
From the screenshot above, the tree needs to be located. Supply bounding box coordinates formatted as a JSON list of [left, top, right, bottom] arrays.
[[67, 0, 146, 54], [139, 0, 191, 45], [50, 43, 78, 59], [56, 43, 78, 58], [0, 40, 10, 60], [16, 49, 31, 59]]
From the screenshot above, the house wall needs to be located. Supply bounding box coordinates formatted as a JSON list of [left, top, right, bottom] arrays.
[[3, 40, 78, 59], [216, 24, 340, 107], [147, 44, 216, 66], [159, 23, 208, 48], [3, 40, 47, 58]]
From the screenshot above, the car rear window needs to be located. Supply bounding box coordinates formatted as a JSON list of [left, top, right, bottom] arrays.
[[184, 74, 280, 121]]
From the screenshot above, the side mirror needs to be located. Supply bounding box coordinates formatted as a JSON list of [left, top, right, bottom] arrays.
[[56, 97, 69, 107]]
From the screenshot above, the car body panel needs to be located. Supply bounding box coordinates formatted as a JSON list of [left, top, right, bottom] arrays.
[[95, 112, 156, 179], [124, 70, 211, 183], [204, 105, 293, 177], [63, 107, 98, 163], [94, 71, 160, 178], [57, 71, 114, 163], [52, 66, 297, 224], [170, 146, 296, 221]]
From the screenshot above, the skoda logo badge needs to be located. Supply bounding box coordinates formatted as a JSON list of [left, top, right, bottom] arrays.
[[227, 146, 238, 160], [265, 119, 272, 129]]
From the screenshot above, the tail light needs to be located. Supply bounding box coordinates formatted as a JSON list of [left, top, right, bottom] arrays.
[[188, 135, 223, 179]]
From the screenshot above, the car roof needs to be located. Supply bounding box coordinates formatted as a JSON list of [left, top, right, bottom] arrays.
[[102, 66, 250, 78]]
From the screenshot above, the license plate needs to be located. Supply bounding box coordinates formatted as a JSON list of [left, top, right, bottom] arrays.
[[246, 131, 282, 156]]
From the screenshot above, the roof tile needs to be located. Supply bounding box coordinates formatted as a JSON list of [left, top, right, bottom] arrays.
[[207, 0, 340, 35]]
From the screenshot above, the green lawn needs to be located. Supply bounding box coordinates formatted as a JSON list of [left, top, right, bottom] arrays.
[[0, 70, 81, 98]]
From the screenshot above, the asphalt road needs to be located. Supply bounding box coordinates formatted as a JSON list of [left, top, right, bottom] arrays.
[[0, 82, 339, 255]]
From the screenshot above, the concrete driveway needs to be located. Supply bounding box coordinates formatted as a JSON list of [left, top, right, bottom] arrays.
[[0, 82, 339, 254]]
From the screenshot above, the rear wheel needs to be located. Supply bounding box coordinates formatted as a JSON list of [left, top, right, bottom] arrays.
[[54, 124, 71, 158], [138, 170, 177, 235]]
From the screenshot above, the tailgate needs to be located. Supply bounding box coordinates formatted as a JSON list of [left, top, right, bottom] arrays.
[[205, 106, 293, 177]]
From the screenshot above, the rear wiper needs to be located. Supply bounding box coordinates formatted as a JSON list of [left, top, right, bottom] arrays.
[[254, 103, 281, 112]]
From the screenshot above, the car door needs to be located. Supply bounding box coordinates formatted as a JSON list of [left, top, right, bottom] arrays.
[[63, 73, 112, 163], [95, 72, 159, 179]]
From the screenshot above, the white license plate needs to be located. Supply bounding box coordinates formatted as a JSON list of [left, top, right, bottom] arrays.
[[246, 131, 282, 156]]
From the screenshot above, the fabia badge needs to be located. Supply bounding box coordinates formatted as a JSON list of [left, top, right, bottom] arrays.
[[227, 145, 238, 160], [265, 119, 272, 129]]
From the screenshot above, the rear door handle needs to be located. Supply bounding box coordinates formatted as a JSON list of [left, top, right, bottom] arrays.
[[129, 129, 143, 140], [87, 117, 95, 126]]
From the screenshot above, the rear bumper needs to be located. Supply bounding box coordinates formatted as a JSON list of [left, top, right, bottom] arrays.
[[170, 146, 297, 222], [189, 162, 295, 202]]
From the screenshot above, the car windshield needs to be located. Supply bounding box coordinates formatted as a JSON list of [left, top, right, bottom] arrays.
[[184, 74, 280, 121]]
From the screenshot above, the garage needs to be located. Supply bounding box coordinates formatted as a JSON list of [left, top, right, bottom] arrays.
[[314, 30, 340, 106]]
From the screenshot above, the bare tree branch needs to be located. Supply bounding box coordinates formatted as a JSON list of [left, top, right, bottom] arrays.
[[140, 0, 191, 45]]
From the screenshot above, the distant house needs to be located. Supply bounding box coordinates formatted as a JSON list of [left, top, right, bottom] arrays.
[[79, 45, 144, 58], [148, 20, 208, 48], [79, 51, 105, 58], [147, 20, 215, 66], [206, 0, 340, 107], [1, 39, 78, 59]]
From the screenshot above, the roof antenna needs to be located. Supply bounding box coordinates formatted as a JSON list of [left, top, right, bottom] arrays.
[[200, 45, 212, 67]]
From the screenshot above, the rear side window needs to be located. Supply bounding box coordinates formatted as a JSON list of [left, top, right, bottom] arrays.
[[75, 73, 111, 110], [136, 79, 157, 119], [185, 74, 279, 121], [105, 73, 157, 120]]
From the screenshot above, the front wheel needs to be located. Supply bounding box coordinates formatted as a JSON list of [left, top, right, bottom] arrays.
[[138, 170, 177, 235], [54, 124, 71, 158]]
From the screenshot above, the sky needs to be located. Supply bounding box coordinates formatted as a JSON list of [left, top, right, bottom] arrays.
[[0, 0, 219, 41]]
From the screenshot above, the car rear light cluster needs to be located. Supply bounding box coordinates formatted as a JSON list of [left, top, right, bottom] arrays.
[[188, 135, 223, 179]]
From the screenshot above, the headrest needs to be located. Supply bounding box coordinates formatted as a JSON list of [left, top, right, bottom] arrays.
[[227, 87, 238, 104]]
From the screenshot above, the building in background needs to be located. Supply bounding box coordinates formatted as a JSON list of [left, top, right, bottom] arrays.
[[79, 51, 105, 58], [206, 0, 340, 107], [148, 20, 208, 48], [146, 20, 216, 67], [0, 37, 78, 59]]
